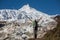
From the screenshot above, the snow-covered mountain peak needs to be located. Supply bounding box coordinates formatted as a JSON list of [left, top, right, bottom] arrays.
[[0, 4, 57, 23], [19, 4, 32, 13], [18, 4, 51, 18], [19, 4, 30, 10]]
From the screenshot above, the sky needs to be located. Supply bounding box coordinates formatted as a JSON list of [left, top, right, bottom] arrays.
[[0, 0, 60, 15]]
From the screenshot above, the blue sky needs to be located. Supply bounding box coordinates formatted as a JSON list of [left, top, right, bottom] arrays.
[[0, 0, 60, 15]]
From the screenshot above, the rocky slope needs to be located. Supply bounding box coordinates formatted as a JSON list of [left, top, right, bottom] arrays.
[[29, 15, 60, 40], [39, 15, 60, 40], [0, 4, 58, 40]]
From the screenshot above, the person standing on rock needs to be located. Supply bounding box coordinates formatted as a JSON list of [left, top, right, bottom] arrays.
[[32, 20, 39, 39]]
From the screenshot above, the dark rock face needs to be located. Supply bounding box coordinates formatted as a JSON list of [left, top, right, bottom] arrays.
[[0, 21, 6, 28], [0, 24, 5, 28], [54, 15, 60, 23]]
